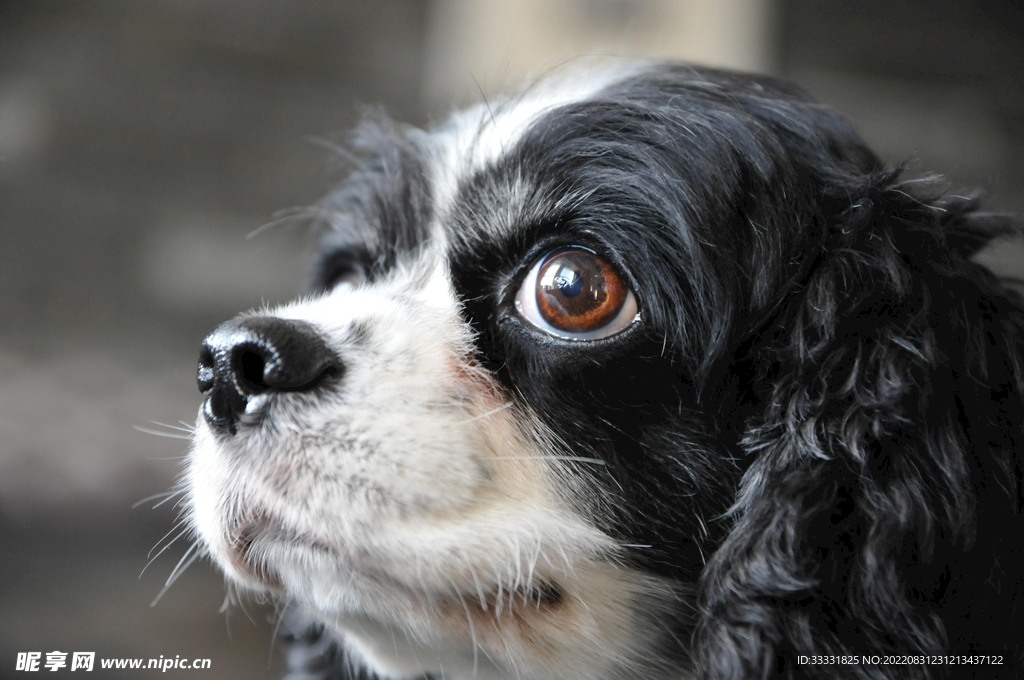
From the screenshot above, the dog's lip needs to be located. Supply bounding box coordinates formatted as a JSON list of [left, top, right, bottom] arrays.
[[226, 510, 340, 589], [227, 511, 283, 588]]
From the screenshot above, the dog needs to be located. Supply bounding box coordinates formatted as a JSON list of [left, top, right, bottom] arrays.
[[184, 62, 1024, 679]]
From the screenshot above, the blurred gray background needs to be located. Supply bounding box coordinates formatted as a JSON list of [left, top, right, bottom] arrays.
[[2, 1, 1023, 677]]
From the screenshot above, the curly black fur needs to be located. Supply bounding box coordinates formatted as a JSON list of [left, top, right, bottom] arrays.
[[698, 175, 1024, 679]]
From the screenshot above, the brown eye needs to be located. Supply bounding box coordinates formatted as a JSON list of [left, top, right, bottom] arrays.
[[514, 247, 638, 340]]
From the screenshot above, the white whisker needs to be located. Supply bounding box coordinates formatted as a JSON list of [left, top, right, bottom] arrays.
[[264, 606, 288, 663], [512, 534, 522, 594], [147, 520, 186, 559], [150, 420, 195, 433], [470, 565, 488, 611], [490, 455, 606, 465], [133, 425, 191, 440], [150, 542, 200, 607], [450, 402, 513, 426], [150, 489, 186, 509], [165, 542, 200, 586], [452, 584, 480, 678], [132, 490, 183, 509], [140, 527, 187, 578], [247, 206, 324, 239], [305, 135, 362, 166]]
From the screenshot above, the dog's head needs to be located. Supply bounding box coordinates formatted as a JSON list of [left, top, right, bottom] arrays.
[[185, 63, 1024, 679]]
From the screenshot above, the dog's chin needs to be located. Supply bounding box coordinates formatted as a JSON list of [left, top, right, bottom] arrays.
[[195, 464, 604, 624], [211, 504, 567, 610], [200, 509, 676, 680]]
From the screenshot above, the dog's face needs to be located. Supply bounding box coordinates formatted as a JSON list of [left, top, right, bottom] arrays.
[[185, 63, 1024, 679]]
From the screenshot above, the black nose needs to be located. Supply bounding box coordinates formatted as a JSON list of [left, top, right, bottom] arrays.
[[198, 317, 342, 435]]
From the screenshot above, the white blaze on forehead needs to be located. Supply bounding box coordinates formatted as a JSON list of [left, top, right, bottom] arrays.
[[426, 60, 644, 227]]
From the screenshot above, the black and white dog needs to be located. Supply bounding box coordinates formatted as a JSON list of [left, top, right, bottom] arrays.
[[186, 62, 1024, 679]]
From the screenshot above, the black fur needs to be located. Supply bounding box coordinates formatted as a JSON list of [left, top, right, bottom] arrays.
[[314, 113, 434, 291], [293, 64, 1024, 679]]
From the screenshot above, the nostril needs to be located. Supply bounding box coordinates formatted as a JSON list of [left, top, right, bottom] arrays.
[[197, 346, 215, 393], [236, 347, 270, 395]]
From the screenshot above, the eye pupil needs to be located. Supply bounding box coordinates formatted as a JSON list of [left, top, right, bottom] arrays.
[[554, 269, 584, 298]]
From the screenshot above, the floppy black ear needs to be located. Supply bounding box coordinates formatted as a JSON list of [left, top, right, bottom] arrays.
[[694, 175, 1024, 679]]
